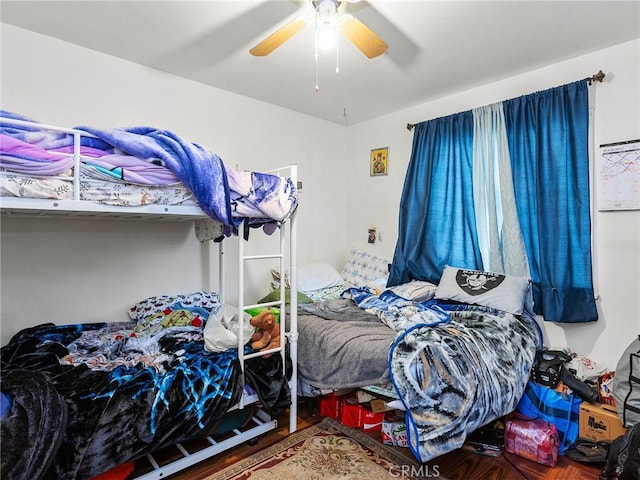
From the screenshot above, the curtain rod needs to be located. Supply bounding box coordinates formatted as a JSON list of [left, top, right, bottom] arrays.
[[406, 69, 606, 132]]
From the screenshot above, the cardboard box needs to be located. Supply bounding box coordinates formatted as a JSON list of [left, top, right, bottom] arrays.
[[355, 390, 376, 404], [339, 396, 385, 431], [356, 386, 397, 413], [319, 393, 343, 419], [579, 402, 627, 441], [360, 408, 385, 431], [340, 396, 362, 427], [381, 411, 408, 447], [369, 398, 394, 413]]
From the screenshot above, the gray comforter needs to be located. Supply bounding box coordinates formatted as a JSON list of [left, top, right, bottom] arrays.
[[297, 299, 396, 390]]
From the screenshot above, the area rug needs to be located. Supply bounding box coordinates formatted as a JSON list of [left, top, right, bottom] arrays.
[[205, 417, 440, 479]]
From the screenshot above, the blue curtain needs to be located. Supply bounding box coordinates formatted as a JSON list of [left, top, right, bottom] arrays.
[[390, 80, 597, 323], [504, 80, 597, 322], [388, 110, 483, 286]]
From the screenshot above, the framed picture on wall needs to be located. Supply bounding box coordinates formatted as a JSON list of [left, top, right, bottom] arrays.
[[370, 147, 389, 176]]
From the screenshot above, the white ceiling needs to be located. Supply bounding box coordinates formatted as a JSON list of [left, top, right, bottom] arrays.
[[1, 1, 639, 125]]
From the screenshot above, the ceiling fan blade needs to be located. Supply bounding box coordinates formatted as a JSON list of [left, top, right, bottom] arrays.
[[249, 18, 308, 56], [340, 16, 388, 58]]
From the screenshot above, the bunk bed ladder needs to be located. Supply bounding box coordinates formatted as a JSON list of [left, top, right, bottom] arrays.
[[234, 171, 298, 432], [133, 164, 297, 479]]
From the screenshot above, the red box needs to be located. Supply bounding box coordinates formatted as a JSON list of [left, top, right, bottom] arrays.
[[319, 393, 342, 419], [338, 396, 385, 431], [360, 407, 384, 431], [341, 398, 362, 428]]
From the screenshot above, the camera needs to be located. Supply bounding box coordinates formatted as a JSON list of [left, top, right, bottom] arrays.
[[531, 349, 599, 403]]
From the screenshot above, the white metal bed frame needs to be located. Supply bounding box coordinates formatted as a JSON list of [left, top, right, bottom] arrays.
[[0, 117, 298, 479]]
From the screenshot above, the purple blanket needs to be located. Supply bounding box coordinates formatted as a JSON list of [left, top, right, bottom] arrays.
[[0, 134, 75, 175]]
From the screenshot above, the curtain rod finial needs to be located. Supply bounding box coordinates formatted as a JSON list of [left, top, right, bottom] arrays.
[[407, 123, 414, 131], [589, 70, 605, 84]]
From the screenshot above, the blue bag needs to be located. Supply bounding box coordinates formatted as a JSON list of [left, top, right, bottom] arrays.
[[516, 380, 582, 455]]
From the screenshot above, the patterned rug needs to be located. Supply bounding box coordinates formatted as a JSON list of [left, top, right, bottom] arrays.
[[205, 417, 438, 479]]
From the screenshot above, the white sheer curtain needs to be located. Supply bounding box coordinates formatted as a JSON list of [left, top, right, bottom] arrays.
[[472, 103, 530, 277]]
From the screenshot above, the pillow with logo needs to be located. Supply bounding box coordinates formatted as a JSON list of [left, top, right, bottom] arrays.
[[435, 266, 530, 315]]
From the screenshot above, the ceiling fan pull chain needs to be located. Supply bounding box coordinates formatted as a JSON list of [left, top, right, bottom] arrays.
[[315, 47, 320, 92], [335, 21, 340, 74], [315, 8, 320, 92]]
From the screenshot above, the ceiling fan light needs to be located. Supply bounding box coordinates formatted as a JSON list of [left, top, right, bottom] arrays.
[[317, 23, 337, 50], [315, 0, 339, 50]]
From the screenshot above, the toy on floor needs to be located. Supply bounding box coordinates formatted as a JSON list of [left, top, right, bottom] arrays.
[[250, 309, 281, 357]]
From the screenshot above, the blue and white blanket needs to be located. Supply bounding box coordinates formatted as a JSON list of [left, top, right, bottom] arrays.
[[343, 287, 541, 463], [342, 288, 449, 332]]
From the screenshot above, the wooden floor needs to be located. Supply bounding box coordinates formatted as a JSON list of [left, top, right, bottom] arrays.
[[131, 399, 603, 480]]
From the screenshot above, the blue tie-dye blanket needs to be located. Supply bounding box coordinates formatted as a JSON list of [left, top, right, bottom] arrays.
[[0, 318, 289, 479], [343, 287, 542, 463]]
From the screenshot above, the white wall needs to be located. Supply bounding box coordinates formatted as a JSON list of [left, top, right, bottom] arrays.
[[344, 39, 640, 370], [2, 24, 638, 371], [0, 24, 349, 345]]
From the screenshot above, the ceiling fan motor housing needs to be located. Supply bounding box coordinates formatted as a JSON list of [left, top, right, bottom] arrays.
[[250, 0, 387, 59]]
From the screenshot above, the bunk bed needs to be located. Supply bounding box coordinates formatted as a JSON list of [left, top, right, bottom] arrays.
[[0, 111, 299, 480]]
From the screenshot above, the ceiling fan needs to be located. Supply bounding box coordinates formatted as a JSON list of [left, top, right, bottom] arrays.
[[249, 0, 388, 59]]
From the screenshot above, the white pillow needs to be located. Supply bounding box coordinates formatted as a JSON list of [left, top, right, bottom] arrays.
[[297, 261, 344, 291], [390, 280, 438, 302], [435, 266, 530, 315]]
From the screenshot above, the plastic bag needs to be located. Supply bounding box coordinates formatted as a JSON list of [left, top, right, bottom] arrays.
[[505, 414, 559, 466], [516, 380, 582, 455], [203, 305, 254, 352]]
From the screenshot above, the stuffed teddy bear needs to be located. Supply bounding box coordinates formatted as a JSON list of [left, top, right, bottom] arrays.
[[250, 308, 281, 357]]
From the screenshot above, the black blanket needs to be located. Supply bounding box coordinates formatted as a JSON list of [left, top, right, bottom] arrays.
[[1, 321, 289, 480], [0, 369, 67, 480]]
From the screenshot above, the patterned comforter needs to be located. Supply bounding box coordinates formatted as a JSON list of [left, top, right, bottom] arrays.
[[390, 302, 541, 462]]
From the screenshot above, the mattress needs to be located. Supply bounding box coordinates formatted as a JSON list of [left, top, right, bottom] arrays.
[[1, 169, 198, 207]]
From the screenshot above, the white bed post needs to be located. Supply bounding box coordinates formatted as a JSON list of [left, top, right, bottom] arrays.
[[288, 164, 298, 433], [72, 131, 81, 201], [237, 225, 246, 410]]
